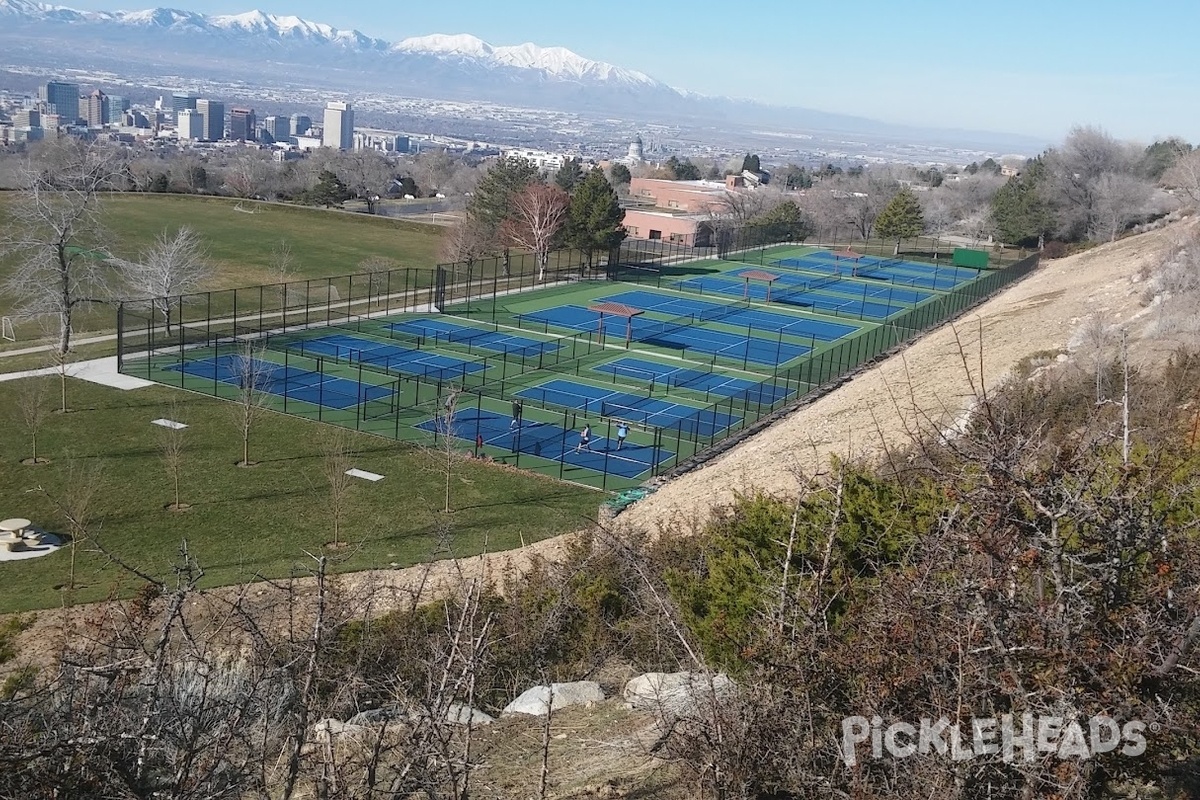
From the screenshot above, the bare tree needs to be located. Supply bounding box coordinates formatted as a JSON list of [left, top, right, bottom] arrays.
[[334, 150, 395, 214], [0, 138, 128, 354], [169, 154, 209, 193], [959, 204, 995, 245], [1164, 147, 1200, 208], [220, 149, 273, 199], [500, 184, 570, 281], [122, 227, 213, 333], [319, 426, 354, 548], [712, 189, 771, 226], [431, 387, 465, 515], [13, 374, 53, 465], [157, 399, 188, 512], [1043, 125, 1148, 240], [1091, 172, 1154, 242], [126, 155, 167, 193], [37, 315, 74, 413], [411, 150, 459, 198], [1070, 312, 1118, 402], [356, 255, 399, 300], [45, 459, 103, 592], [920, 192, 956, 238], [438, 216, 492, 279], [270, 238, 300, 306], [230, 341, 273, 467]]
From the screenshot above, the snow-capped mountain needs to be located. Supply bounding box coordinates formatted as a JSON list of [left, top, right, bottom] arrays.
[[391, 33, 660, 87], [0, 1, 671, 91]]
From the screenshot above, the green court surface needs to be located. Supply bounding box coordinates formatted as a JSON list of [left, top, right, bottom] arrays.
[[120, 245, 1039, 492]]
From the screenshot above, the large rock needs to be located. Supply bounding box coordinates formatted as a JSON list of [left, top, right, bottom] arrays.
[[310, 718, 366, 743], [502, 681, 606, 717], [622, 672, 737, 719], [348, 702, 494, 727]]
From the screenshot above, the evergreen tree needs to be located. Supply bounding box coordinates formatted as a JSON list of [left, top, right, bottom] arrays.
[[777, 164, 812, 190], [467, 155, 539, 238], [1143, 138, 1193, 180], [873, 187, 924, 255], [567, 166, 627, 272], [990, 161, 1054, 247], [554, 157, 584, 192], [660, 156, 703, 180], [608, 163, 632, 187], [979, 158, 1002, 175], [741, 154, 761, 173], [306, 169, 352, 208], [748, 200, 814, 243]]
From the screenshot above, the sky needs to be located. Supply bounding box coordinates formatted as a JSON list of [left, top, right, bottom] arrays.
[[53, 0, 1200, 144]]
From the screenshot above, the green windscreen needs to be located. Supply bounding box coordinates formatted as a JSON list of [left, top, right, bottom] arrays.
[[952, 248, 990, 269]]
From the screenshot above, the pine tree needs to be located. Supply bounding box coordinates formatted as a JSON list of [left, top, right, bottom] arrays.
[[741, 154, 761, 173], [873, 187, 924, 255], [609, 163, 632, 188], [554, 157, 584, 192], [567, 166, 627, 272], [306, 169, 351, 208], [749, 200, 814, 243], [467, 155, 539, 241], [991, 162, 1054, 247]]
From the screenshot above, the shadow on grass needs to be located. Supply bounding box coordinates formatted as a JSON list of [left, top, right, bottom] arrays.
[[451, 490, 597, 512], [199, 487, 319, 505]]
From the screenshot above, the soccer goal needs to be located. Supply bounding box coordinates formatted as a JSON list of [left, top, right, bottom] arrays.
[[1, 316, 14, 342]]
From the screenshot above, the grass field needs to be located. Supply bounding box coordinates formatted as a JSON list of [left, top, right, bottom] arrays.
[[0, 193, 446, 345], [0, 377, 598, 614]]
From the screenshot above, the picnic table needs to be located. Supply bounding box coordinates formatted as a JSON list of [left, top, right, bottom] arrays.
[[0, 518, 32, 539]]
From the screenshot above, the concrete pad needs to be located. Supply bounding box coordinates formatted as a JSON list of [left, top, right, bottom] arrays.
[[0, 356, 154, 389], [0, 533, 63, 562], [345, 468, 385, 482], [69, 357, 155, 390], [151, 418, 188, 430]]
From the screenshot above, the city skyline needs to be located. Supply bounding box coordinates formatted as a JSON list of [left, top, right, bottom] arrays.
[[41, 0, 1200, 143]]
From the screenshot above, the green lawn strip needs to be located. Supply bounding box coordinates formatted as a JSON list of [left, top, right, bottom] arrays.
[[0, 194, 447, 338], [0, 341, 118, 372], [0, 378, 599, 613]]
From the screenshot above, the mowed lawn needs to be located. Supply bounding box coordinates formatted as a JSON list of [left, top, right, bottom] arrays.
[[0, 378, 599, 614], [0, 193, 445, 340]]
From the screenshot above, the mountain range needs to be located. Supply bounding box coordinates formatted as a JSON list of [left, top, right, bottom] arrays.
[[0, 0, 1048, 152]]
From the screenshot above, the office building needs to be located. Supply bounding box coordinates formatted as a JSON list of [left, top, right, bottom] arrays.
[[263, 115, 289, 143], [172, 92, 199, 114], [177, 109, 204, 140], [39, 81, 80, 119], [85, 90, 108, 128], [195, 99, 224, 141], [290, 113, 311, 136], [13, 109, 40, 129], [106, 95, 130, 125], [322, 101, 353, 150], [229, 107, 256, 141]]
